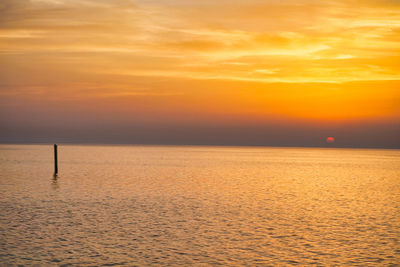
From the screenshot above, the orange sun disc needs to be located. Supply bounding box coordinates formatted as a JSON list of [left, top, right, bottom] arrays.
[[326, 137, 335, 143]]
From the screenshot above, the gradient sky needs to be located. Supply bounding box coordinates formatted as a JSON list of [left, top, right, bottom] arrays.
[[0, 0, 399, 147]]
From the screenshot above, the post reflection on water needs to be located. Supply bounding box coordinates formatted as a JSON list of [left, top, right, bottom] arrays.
[[52, 174, 59, 190]]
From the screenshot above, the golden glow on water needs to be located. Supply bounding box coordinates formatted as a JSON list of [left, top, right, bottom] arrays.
[[1, 145, 399, 265]]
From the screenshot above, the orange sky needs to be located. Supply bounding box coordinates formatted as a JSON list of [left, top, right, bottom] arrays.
[[0, 0, 399, 146]]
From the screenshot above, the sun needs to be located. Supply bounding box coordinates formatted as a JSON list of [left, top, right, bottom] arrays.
[[326, 137, 335, 144]]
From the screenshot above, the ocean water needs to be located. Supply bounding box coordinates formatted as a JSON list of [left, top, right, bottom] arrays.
[[0, 144, 399, 266]]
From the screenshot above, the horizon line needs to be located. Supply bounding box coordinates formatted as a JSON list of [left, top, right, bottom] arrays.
[[1, 142, 399, 150]]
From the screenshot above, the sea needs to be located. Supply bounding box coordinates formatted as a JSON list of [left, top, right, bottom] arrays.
[[0, 145, 399, 266]]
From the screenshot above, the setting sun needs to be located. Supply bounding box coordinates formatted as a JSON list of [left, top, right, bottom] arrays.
[[326, 137, 335, 144]]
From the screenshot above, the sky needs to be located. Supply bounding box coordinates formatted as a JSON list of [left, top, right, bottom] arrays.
[[0, 0, 399, 147]]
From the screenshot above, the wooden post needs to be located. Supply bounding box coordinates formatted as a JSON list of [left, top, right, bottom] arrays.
[[54, 144, 58, 175]]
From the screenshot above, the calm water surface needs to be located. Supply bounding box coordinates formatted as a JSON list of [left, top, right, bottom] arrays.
[[0, 145, 399, 266]]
